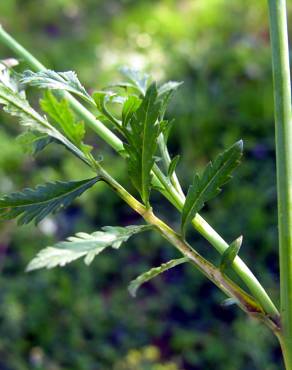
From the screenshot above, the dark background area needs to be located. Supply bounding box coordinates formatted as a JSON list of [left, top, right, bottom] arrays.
[[0, 1, 291, 369]]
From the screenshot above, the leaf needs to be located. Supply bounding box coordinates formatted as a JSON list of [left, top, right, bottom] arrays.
[[128, 257, 189, 297], [92, 91, 123, 133], [93, 91, 113, 113], [41, 91, 92, 155], [20, 70, 93, 104], [168, 155, 180, 178], [123, 83, 161, 206], [158, 81, 183, 96], [26, 225, 151, 271], [119, 67, 149, 96], [160, 119, 174, 144], [0, 177, 100, 225], [181, 141, 243, 236], [220, 236, 243, 273], [17, 131, 56, 155], [158, 81, 183, 119], [122, 95, 141, 127], [0, 68, 91, 165]]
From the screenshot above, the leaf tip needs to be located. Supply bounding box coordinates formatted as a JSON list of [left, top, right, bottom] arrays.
[[236, 235, 243, 247], [25, 262, 36, 273], [128, 283, 137, 298], [236, 139, 244, 152]]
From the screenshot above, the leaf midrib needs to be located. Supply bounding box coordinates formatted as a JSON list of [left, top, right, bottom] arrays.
[[0, 177, 99, 209], [185, 152, 238, 222]]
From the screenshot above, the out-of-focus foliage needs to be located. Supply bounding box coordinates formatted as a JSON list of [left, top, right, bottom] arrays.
[[0, 0, 291, 369]]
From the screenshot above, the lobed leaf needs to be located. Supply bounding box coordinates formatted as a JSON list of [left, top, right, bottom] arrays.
[[0, 68, 91, 165], [26, 225, 151, 271], [123, 83, 161, 206], [181, 141, 243, 236], [128, 257, 189, 297], [0, 177, 100, 225], [20, 69, 93, 104]]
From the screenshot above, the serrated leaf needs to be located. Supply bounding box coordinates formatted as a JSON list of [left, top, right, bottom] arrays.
[[168, 155, 180, 178], [20, 70, 93, 104], [0, 68, 91, 165], [220, 236, 243, 273], [128, 257, 189, 297], [123, 83, 161, 206], [0, 177, 100, 225], [119, 67, 149, 96], [181, 141, 243, 236], [26, 224, 151, 271], [41, 91, 92, 156]]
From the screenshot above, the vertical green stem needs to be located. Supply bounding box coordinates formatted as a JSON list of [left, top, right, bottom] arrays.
[[267, 1, 292, 368]]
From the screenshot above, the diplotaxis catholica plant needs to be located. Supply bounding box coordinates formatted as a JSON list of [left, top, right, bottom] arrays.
[[0, 0, 291, 367]]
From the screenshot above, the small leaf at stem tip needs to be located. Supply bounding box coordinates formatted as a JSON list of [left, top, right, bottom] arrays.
[[168, 155, 180, 178], [220, 235, 243, 273], [128, 257, 189, 297]]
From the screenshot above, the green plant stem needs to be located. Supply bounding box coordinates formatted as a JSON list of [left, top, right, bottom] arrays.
[[157, 133, 185, 197], [98, 164, 279, 331], [267, 0, 292, 368], [152, 163, 279, 317], [0, 24, 278, 318]]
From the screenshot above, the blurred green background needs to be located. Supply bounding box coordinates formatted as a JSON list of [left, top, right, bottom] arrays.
[[0, 0, 291, 369]]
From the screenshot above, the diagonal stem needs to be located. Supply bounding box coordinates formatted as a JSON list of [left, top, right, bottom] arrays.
[[98, 163, 279, 331], [0, 24, 278, 317]]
